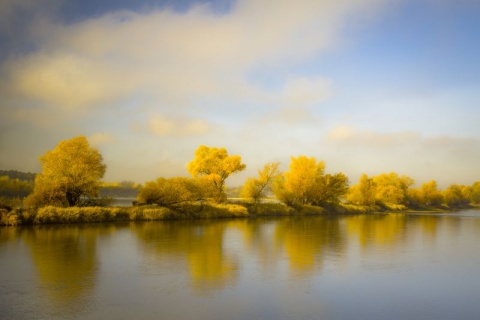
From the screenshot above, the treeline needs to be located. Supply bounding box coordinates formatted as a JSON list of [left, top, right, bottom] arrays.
[[346, 173, 480, 210], [137, 150, 480, 212], [0, 170, 35, 202], [0, 176, 33, 198], [0, 170, 36, 182], [1, 136, 480, 226], [99, 181, 141, 198]]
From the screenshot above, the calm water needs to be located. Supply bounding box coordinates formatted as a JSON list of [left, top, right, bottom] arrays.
[[1, 210, 480, 320]]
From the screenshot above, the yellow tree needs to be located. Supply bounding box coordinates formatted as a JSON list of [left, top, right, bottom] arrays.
[[443, 184, 469, 207], [25, 136, 106, 207], [347, 174, 376, 206], [373, 172, 414, 206], [471, 181, 480, 204], [273, 156, 325, 205], [136, 177, 207, 208], [187, 145, 246, 203], [419, 180, 443, 206], [240, 162, 280, 205], [309, 172, 350, 206]]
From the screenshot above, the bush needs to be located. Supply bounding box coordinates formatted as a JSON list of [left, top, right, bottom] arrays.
[[130, 207, 173, 220], [197, 203, 249, 219], [0, 208, 36, 226], [247, 202, 295, 216], [294, 205, 326, 215], [137, 177, 206, 207], [339, 203, 380, 214], [0, 197, 22, 211], [34, 206, 131, 224]]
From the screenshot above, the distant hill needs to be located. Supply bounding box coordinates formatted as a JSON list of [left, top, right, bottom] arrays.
[[0, 170, 36, 182]]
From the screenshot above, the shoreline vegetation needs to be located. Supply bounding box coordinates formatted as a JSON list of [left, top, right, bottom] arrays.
[[1, 201, 477, 226], [2, 136, 480, 226]]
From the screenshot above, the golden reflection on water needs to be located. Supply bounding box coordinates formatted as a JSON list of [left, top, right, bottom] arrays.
[[19, 224, 122, 310], [5, 211, 480, 313], [345, 214, 407, 249], [22, 226, 97, 309], [133, 221, 238, 292], [274, 217, 345, 275]]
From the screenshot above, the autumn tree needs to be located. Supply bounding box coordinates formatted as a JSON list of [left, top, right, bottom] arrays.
[[24, 136, 106, 207], [419, 180, 443, 206], [373, 172, 414, 206], [240, 162, 280, 205], [347, 174, 376, 206], [273, 156, 348, 206], [443, 184, 470, 208], [309, 173, 349, 206], [471, 181, 480, 204], [273, 156, 325, 206], [137, 177, 207, 208], [187, 145, 246, 203]]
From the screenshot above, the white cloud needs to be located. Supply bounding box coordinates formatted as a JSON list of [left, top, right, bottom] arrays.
[[327, 125, 421, 147], [89, 133, 115, 145], [0, 0, 384, 112], [148, 115, 213, 137]]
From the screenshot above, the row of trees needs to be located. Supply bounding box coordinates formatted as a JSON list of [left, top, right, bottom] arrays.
[[0, 176, 33, 198], [18, 136, 480, 210], [346, 173, 480, 208]]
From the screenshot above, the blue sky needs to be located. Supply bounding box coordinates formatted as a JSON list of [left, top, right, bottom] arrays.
[[1, 0, 479, 187]]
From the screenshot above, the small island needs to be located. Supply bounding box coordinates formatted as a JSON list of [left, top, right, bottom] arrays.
[[1, 136, 479, 226]]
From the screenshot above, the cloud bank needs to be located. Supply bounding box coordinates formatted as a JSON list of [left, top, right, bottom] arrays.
[[1, 0, 478, 188]]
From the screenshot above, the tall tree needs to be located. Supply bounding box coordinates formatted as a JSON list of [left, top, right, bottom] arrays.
[[347, 173, 376, 206], [471, 181, 480, 204], [187, 145, 246, 203], [373, 172, 414, 206], [443, 184, 470, 208], [25, 136, 106, 207], [273, 156, 348, 207], [287, 155, 325, 205], [419, 180, 443, 206], [241, 162, 280, 205], [309, 172, 349, 206]]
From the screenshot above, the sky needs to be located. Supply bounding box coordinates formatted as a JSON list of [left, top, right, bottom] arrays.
[[1, 0, 479, 188]]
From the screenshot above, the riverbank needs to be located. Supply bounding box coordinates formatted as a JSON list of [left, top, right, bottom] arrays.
[[2, 201, 475, 226]]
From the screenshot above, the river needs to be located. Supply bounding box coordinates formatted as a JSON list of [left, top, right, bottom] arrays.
[[1, 210, 480, 319]]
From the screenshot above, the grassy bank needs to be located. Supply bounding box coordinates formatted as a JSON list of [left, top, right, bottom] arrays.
[[0, 203, 247, 226], [1, 202, 475, 226], [0, 202, 331, 226]]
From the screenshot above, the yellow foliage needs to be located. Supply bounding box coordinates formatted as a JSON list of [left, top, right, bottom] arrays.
[[25, 136, 106, 207], [240, 162, 280, 204], [188, 145, 246, 202]]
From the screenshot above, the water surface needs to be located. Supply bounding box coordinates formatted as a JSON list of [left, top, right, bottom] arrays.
[[1, 210, 480, 319]]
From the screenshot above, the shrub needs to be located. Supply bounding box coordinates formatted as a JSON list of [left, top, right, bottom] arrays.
[[294, 205, 326, 215], [198, 203, 249, 219], [137, 177, 206, 207], [34, 206, 126, 224], [248, 202, 295, 216]]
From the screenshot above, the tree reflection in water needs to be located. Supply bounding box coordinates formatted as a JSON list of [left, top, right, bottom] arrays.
[[133, 221, 238, 293]]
